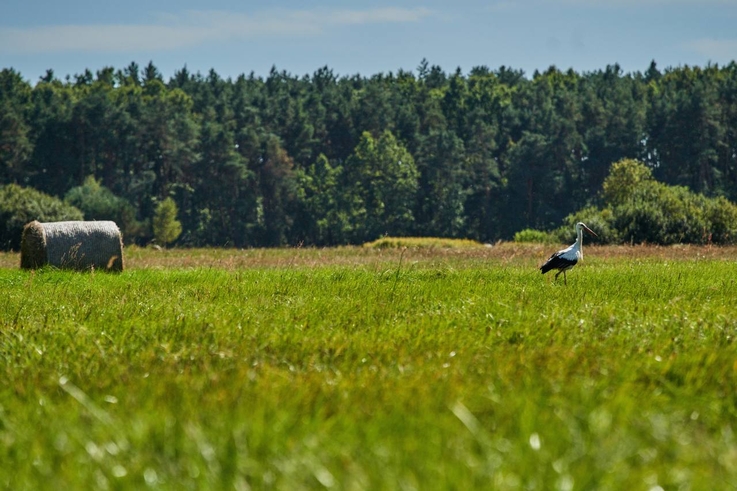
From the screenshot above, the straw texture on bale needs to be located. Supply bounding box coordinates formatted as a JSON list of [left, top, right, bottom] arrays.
[[20, 220, 124, 272]]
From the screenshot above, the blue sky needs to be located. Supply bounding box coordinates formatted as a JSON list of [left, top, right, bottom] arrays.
[[2, 0, 736, 83]]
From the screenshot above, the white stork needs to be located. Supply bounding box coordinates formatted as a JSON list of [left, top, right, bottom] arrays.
[[540, 222, 597, 284]]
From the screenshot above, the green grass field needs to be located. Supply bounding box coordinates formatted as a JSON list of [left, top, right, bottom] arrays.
[[2, 244, 737, 490]]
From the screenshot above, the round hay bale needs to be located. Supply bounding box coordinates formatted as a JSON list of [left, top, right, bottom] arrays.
[[20, 220, 124, 272], [20, 221, 47, 269]]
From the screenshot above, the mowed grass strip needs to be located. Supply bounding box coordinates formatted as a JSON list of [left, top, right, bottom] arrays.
[[1, 248, 737, 489]]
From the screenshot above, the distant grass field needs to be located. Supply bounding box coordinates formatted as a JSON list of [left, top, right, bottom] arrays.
[[2, 244, 737, 489]]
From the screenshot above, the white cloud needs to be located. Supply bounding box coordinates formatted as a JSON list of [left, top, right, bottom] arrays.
[[0, 7, 435, 55], [557, 0, 734, 4], [318, 7, 434, 24], [487, 0, 733, 7], [0, 25, 211, 53], [685, 38, 737, 60]]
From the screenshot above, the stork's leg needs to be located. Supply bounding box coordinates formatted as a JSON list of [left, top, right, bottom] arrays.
[[563, 270, 567, 285], [554, 270, 561, 282]]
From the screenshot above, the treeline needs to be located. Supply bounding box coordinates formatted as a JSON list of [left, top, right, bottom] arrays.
[[1, 59, 737, 248]]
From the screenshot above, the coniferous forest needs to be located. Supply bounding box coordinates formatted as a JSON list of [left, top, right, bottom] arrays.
[[1, 59, 737, 249]]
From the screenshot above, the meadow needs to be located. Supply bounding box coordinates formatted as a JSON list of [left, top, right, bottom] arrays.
[[1, 243, 737, 490]]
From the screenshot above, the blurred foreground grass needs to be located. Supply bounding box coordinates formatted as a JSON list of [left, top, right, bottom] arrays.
[[1, 246, 737, 489]]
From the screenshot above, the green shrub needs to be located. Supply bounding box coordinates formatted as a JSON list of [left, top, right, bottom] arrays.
[[0, 184, 84, 251], [64, 176, 143, 242], [153, 197, 183, 247], [553, 206, 617, 245], [513, 229, 557, 244], [560, 159, 737, 245], [613, 182, 710, 245], [363, 237, 484, 249], [703, 196, 737, 244]]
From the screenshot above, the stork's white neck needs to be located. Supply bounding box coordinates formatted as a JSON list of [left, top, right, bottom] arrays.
[[575, 226, 584, 258]]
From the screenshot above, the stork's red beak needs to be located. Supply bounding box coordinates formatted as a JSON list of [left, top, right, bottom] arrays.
[[583, 224, 598, 237]]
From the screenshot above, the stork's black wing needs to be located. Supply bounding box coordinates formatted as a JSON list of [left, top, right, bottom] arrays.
[[540, 252, 577, 274]]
